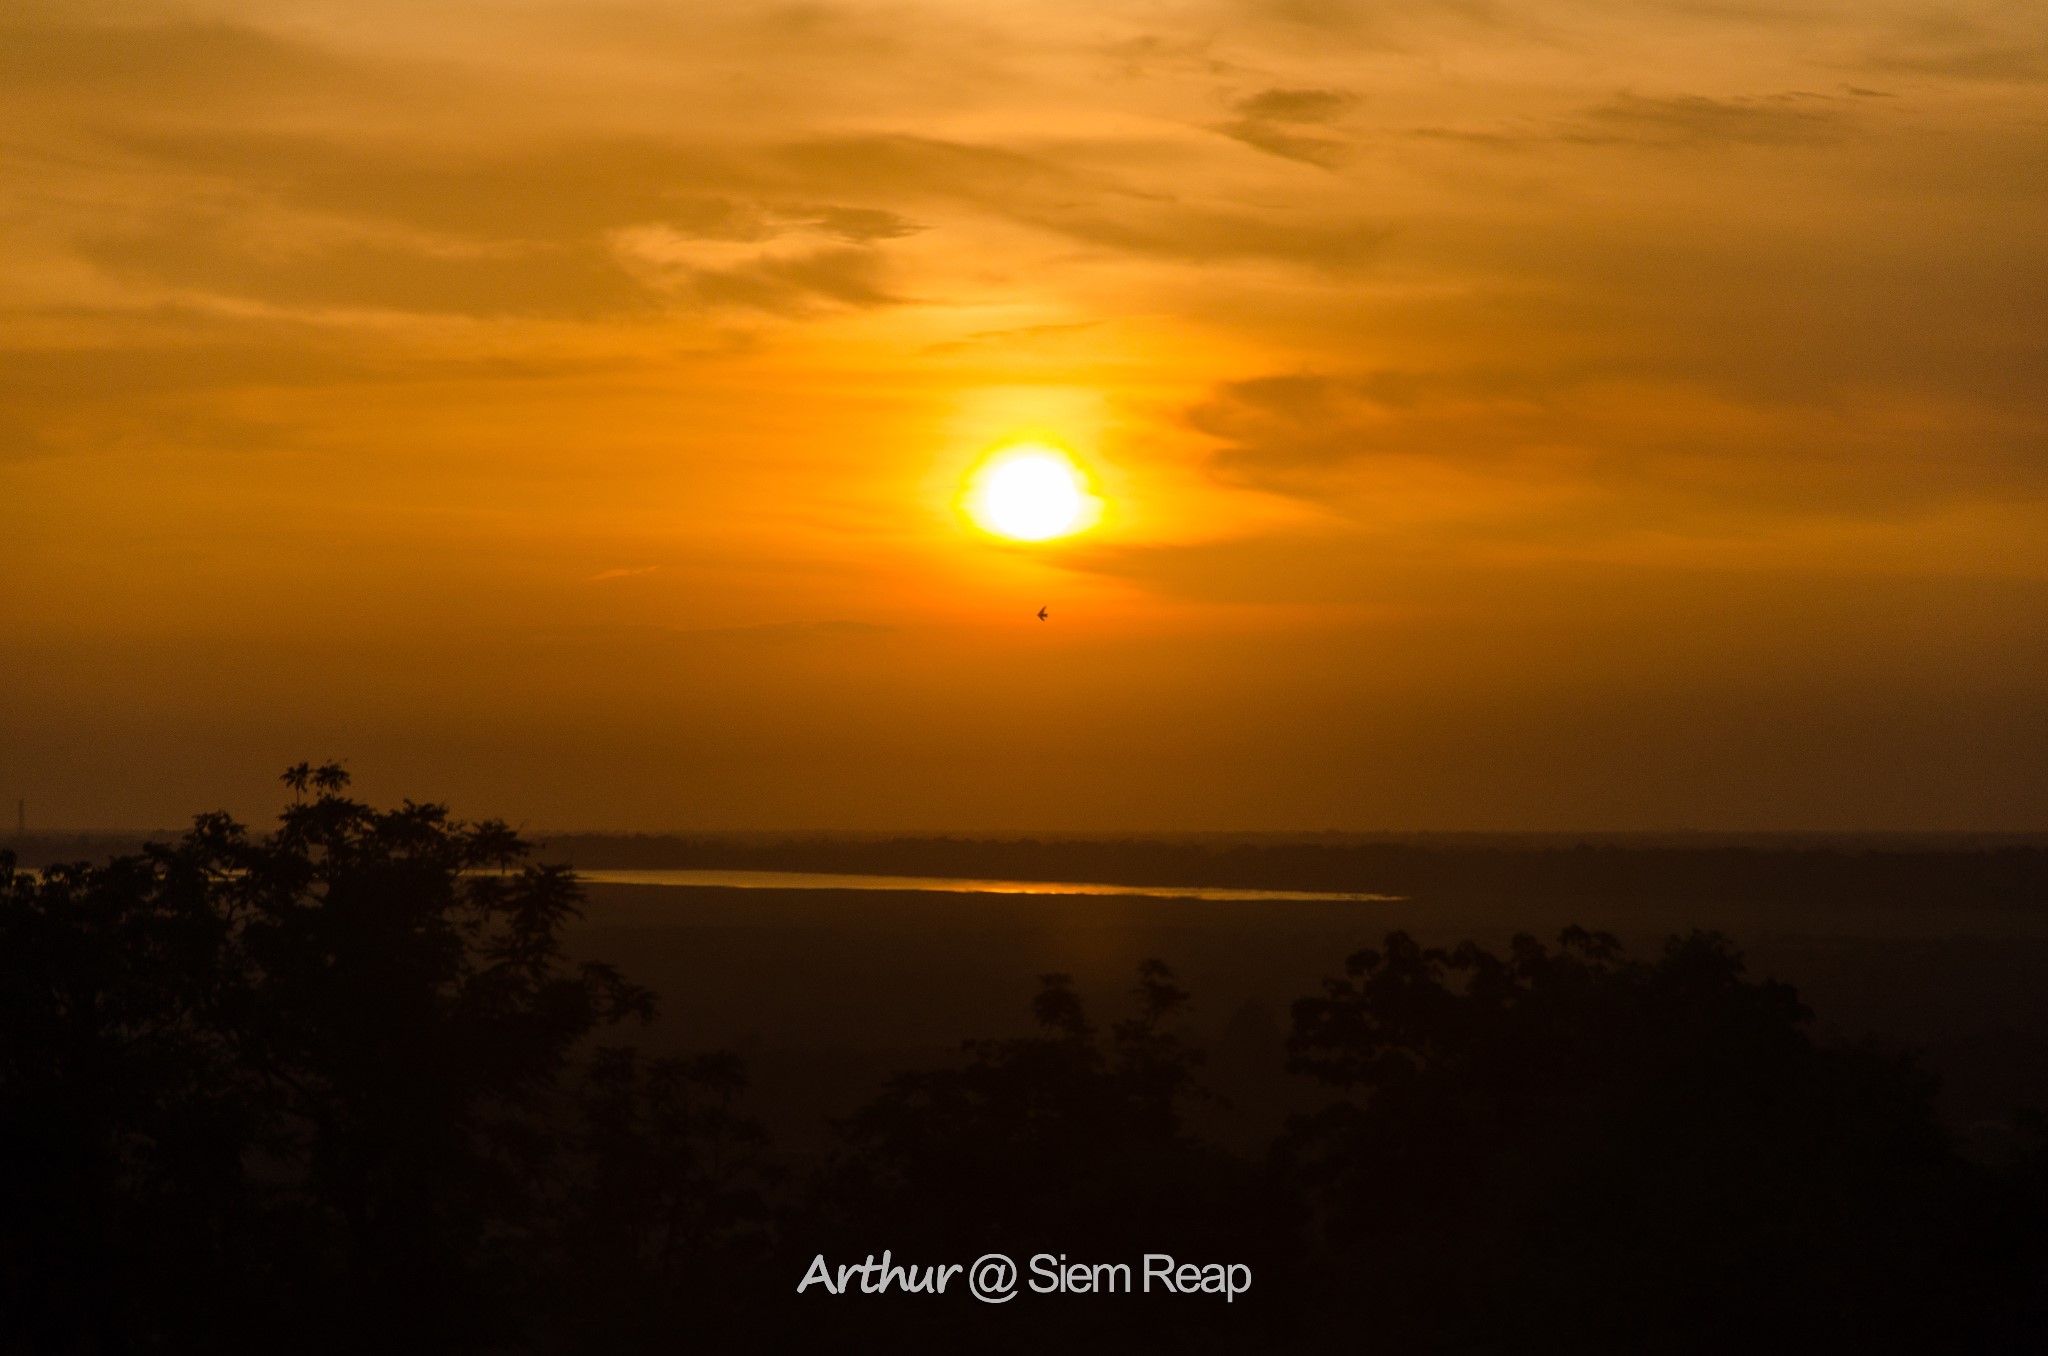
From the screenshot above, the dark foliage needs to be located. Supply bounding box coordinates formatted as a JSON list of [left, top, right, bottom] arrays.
[[1281, 927, 2048, 1353], [816, 961, 1215, 1246], [539, 1046, 776, 1351], [3, 772, 2044, 1354], [791, 961, 1290, 1350], [0, 766, 765, 1354]]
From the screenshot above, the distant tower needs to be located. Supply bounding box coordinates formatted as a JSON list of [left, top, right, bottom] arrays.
[[13, 799, 21, 838]]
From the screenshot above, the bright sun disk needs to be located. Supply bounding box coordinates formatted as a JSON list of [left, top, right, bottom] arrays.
[[968, 449, 1092, 541]]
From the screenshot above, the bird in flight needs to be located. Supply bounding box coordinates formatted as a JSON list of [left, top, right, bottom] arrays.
[[1036, 605, 1049, 621]]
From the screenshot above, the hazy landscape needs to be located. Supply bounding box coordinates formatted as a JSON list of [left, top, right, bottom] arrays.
[[6, 0, 2045, 1347], [10, 806, 2047, 1349], [552, 836, 2048, 1159]]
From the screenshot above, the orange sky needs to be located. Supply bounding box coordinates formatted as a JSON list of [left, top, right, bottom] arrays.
[[3, 0, 2045, 830]]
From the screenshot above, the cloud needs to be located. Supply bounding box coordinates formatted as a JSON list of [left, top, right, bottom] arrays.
[[1568, 93, 1851, 148], [51, 125, 926, 318], [1023, 204, 1393, 270], [1098, 32, 1240, 81], [79, 116, 1368, 323], [521, 619, 892, 646], [1217, 86, 1357, 167], [612, 198, 923, 246], [104, 133, 735, 243], [587, 566, 660, 581], [796, 204, 925, 243], [0, 328, 388, 461], [0, 313, 665, 465], [1215, 122, 1349, 168], [923, 320, 1102, 354], [609, 226, 902, 313], [1187, 369, 1552, 490], [0, 17, 382, 109], [773, 131, 1396, 270], [79, 224, 653, 319], [771, 133, 1066, 197], [1241, 0, 1478, 38], [1235, 87, 1357, 123], [1183, 354, 2048, 541], [1865, 15, 2048, 83]]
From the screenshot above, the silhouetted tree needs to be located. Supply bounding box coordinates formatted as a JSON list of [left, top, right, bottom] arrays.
[[796, 961, 1291, 1351], [1280, 927, 2047, 1354], [540, 1046, 776, 1351], [1, 846, 263, 1350], [815, 962, 1214, 1248], [0, 766, 763, 1354]]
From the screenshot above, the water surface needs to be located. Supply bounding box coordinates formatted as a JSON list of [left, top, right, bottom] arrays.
[[575, 867, 1398, 903]]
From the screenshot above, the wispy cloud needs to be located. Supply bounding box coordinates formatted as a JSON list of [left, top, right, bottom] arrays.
[[1216, 86, 1358, 167], [1567, 92, 1852, 148], [922, 320, 1102, 354]]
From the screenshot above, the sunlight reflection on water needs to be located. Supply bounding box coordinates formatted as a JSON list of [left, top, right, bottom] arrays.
[[574, 868, 1399, 903]]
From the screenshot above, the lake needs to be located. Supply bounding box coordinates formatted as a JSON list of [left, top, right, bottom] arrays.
[[573, 867, 1398, 903]]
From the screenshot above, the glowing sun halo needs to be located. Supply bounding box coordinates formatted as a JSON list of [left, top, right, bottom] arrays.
[[967, 448, 1095, 541]]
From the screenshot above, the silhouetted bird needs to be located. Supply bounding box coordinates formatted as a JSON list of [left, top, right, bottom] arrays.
[[1037, 605, 1048, 621]]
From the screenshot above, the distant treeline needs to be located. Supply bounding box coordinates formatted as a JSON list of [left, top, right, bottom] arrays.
[[544, 834, 2048, 909], [19, 831, 2048, 910], [5, 833, 158, 870]]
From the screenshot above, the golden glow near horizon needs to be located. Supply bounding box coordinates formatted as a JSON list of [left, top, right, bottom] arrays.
[[964, 446, 1099, 542], [2, 0, 2045, 831]]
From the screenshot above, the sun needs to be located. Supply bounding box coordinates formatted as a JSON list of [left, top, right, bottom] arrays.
[[964, 445, 1099, 541]]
